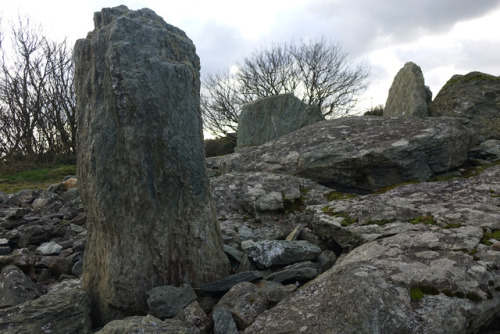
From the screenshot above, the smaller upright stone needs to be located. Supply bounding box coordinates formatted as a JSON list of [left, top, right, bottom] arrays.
[[237, 93, 324, 148], [384, 62, 431, 117]]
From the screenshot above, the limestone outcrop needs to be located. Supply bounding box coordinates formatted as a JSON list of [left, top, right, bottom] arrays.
[[384, 62, 432, 117], [237, 93, 324, 148], [74, 5, 228, 324], [430, 71, 500, 141], [215, 116, 476, 193]]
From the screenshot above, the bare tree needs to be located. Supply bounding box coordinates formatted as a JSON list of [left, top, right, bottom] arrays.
[[0, 16, 76, 165], [201, 70, 246, 142], [201, 37, 370, 139], [291, 37, 369, 117]]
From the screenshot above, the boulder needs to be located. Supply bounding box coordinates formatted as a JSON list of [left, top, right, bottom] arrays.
[[0, 288, 92, 334], [74, 5, 228, 324], [95, 315, 191, 334], [384, 62, 431, 117], [430, 71, 500, 141], [241, 240, 322, 268], [213, 307, 239, 334], [216, 282, 267, 330], [147, 284, 197, 319], [174, 301, 211, 334], [265, 260, 320, 283], [216, 116, 476, 193], [0, 265, 40, 308], [237, 93, 324, 148]]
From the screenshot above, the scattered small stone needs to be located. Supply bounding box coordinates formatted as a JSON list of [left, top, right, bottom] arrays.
[[201, 271, 263, 293], [36, 241, 63, 255]]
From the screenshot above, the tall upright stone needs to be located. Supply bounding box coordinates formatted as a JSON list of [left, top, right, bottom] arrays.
[[74, 6, 229, 325], [384, 62, 431, 117]]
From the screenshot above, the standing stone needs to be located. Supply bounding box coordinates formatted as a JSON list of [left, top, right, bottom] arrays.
[[429, 71, 500, 141], [384, 62, 431, 117], [237, 93, 324, 148], [74, 6, 228, 325]]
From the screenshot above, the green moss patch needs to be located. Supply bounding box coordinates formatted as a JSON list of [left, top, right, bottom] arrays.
[[481, 229, 500, 246], [321, 206, 358, 226], [410, 286, 424, 302], [443, 223, 462, 229], [409, 215, 437, 225], [324, 191, 357, 201], [367, 219, 396, 226], [0, 164, 76, 193]]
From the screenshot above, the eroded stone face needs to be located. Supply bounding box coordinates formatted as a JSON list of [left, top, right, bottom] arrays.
[[430, 71, 500, 141], [74, 5, 228, 325]]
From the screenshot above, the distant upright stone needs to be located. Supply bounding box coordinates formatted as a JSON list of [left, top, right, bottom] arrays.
[[429, 71, 500, 141], [237, 93, 324, 148], [74, 5, 228, 325], [384, 62, 431, 117]]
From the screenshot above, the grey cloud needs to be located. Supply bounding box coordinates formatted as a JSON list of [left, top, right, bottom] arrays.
[[190, 21, 254, 76], [265, 0, 500, 57]]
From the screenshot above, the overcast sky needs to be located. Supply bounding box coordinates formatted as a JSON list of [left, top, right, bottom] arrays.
[[2, 0, 500, 113]]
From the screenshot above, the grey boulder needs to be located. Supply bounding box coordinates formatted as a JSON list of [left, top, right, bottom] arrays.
[[430, 71, 500, 141], [237, 93, 324, 148]]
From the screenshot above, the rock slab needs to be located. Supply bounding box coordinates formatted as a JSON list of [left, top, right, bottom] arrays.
[[218, 116, 476, 193], [384, 62, 431, 117], [237, 93, 324, 148], [74, 5, 228, 325]]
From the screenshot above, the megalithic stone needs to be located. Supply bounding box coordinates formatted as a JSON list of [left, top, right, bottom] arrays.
[[74, 5, 229, 326]]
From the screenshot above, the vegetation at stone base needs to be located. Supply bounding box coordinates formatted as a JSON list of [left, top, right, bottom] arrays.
[[363, 104, 384, 116], [410, 285, 483, 302], [321, 206, 358, 226], [0, 164, 76, 193], [283, 187, 310, 214], [443, 223, 462, 229], [366, 218, 396, 226], [204, 136, 236, 157], [324, 191, 357, 201], [490, 189, 500, 198], [430, 161, 500, 182], [442, 72, 500, 90], [481, 229, 500, 246], [408, 215, 437, 225]]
